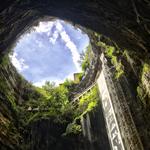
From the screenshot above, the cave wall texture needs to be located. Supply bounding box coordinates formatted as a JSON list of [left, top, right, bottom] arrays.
[[80, 102, 111, 150], [0, 57, 43, 149], [0, 58, 26, 149], [0, 0, 150, 56], [0, 0, 150, 150]]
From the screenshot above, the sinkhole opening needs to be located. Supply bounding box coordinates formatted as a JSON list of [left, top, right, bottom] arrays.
[[9, 19, 91, 87]]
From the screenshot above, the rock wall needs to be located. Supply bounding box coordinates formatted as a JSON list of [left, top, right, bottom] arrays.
[[81, 102, 111, 150], [0, 57, 22, 149], [97, 53, 148, 150], [23, 118, 83, 150], [0, 0, 149, 56], [0, 58, 42, 149]]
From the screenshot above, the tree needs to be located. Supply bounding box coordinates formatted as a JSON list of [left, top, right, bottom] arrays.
[[79, 44, 93, 72], [42, 81, 56, 93]]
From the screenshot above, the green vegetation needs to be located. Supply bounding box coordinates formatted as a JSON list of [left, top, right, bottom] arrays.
[[65, 121, 82, 135], [0, 53, 100, 148], [137, 85, 146, 103], [142, 63, 150, 73], [19, 81, 71, 125], [0, 54, 99, 139], [65, 86, 99, 135], [78, 86, 99, 115], [79, 44, 93, 72], [137, 62, 150, 105], [74, 73, 83, 83], [97, 41, 107, 49], [0, 58, 24, 148], [97, 41, 124, 79], [121, 49, 150, 106], [97, 40, 149, 106], [0, 60, 17, 110], [105, 45, 124, 78], [0, 54, 10, 65], [19, 81, 99, 136]]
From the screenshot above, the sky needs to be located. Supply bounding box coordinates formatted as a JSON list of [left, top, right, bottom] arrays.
[[10, 20, 89, 86]]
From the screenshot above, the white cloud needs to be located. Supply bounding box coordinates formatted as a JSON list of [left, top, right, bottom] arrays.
[[34, 22, 54, 33], [55, 21, 81, 71], [49, 30, 59, 44], [61, 31, 81, 71], [14, 20, 84, 86], [47, 31, 51, 36], [55, 21, 63, 31], [33, 71, 75, 87], [33, 80, 46, 87], [9, 52, 29, 72], [34, 20, 81, 71], [35, 40, 44, 48], [33, 77, 64, 87]]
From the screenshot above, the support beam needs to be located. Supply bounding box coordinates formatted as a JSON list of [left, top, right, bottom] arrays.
[[97, 53, 144, 150]]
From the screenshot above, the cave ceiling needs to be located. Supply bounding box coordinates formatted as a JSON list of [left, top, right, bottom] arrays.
[[0, 0, 149, 57]]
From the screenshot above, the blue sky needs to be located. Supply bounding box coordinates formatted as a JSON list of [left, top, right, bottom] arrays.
[[10, 20, 89, 86]]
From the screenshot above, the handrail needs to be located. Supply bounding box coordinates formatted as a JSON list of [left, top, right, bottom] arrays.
[[72, 82, 96, 102]]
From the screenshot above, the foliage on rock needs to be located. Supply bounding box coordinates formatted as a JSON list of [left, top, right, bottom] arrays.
[[97, 41, 124, 79], [79, 44, 93, 72], [65, 85, 99, 135]]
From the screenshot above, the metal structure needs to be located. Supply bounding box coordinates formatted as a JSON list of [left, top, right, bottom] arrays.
[[73, 53, 144, 150]]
